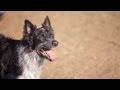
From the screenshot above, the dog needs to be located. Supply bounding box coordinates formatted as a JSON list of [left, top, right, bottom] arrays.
[[0, 16, 59, 79]]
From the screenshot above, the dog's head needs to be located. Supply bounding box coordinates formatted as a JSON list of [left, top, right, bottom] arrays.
[[23, 16, 58, 61]]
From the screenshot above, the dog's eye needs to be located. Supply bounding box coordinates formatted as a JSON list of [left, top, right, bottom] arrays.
[[42, 34, 45, 37]]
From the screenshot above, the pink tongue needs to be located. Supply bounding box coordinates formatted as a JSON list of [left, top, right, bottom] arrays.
[[40, 50, 58, 61]]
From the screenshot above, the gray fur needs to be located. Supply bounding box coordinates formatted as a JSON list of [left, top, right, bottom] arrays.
[[17, 46, 44, 79]]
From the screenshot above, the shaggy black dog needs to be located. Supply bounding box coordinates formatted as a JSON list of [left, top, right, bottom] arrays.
[[0, 16, 58, 79]]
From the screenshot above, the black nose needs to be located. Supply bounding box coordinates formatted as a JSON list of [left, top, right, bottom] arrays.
[[52, 40, 58, 47]]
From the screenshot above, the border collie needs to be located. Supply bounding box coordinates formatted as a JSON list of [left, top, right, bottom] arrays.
[[0, 16, 59, 79]]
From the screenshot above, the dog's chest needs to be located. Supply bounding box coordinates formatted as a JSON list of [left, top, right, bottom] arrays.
[[17, 47, 44, 79]]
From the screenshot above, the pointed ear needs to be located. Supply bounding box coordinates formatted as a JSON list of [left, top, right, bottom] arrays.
[[42, 16, 51, 27], [24, 19, 35, 34]]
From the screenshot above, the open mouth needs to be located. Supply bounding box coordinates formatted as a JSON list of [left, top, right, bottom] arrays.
[[37, 49, 58, 61]]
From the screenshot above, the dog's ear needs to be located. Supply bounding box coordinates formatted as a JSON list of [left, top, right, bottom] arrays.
[[42, 16, 51, 28], [24, 19, 35, 34], [23, 19, 36, 48]]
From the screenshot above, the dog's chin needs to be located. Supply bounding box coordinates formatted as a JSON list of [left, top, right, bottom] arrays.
[[36, 48, 58, 61]]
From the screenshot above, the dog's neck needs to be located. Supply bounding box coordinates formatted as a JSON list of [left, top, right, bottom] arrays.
[[17, 46, 44, 79]]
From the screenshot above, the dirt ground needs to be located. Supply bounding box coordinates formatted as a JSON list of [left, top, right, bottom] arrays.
[[0, 11, 120, 79]]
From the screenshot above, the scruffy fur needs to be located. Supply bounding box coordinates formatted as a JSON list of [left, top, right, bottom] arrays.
[[0, 16, 58, 79]]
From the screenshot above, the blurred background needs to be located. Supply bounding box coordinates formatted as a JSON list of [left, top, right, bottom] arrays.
[[0, 11, 120, 79]]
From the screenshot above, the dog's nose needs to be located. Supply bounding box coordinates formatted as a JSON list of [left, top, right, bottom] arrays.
[[52, 40, 58, 47]]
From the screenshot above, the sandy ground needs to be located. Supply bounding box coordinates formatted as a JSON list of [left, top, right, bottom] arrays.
[[0, 11, 120, 79]]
